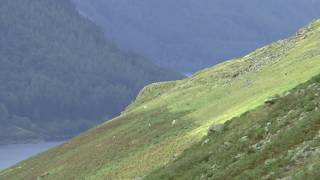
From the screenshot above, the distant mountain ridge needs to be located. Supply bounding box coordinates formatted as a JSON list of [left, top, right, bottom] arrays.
[[0, 0, 182, 144], [72, 0, 320, 73], [2, 20, 320, 179]]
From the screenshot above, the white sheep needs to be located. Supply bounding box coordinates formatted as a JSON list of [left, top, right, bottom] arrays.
[[172, 120, 176, 126]]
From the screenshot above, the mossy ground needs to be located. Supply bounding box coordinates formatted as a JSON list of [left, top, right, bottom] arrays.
[[1, 21, 320, 180]]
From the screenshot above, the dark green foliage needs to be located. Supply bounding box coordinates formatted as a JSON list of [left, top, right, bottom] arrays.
[[146, 74, 320, 180], [0, 0, 182, 143]]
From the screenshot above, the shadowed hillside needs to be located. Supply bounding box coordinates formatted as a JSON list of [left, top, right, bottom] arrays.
[[73, 0, 320, 73], [0, 0, 182, 144]]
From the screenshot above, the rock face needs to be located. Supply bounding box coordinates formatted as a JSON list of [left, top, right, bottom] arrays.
[[264, 97, 279, 105], [208, 124, 225, 135], [201, 138, 210, 146]]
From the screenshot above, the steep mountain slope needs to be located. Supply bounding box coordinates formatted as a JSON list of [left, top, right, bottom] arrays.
[[1, 21, 320, 180], [146, 74, 320, 180], [72, 0, 320, 73], [0, 0, 182, 144]]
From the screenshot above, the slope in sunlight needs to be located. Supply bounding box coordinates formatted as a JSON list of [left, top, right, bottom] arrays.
[[1, 20, 320, 180], [147, 72, 320, 180]]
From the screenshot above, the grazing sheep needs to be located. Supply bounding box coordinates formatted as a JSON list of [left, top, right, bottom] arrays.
[[172, 120, 176, 126]]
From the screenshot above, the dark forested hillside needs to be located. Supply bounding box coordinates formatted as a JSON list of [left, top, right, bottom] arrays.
[[72, 0, 320, 73], [0, 0, 182, 144]]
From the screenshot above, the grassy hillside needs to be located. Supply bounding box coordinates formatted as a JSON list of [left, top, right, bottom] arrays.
[[0, 0, 182, 144], [146, 75, 320, 180], [146, 71, 320, 180], [1, 20, 320, 179]]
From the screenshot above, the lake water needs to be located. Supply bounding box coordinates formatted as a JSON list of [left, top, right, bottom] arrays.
[[0, 142, 63, 170]]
